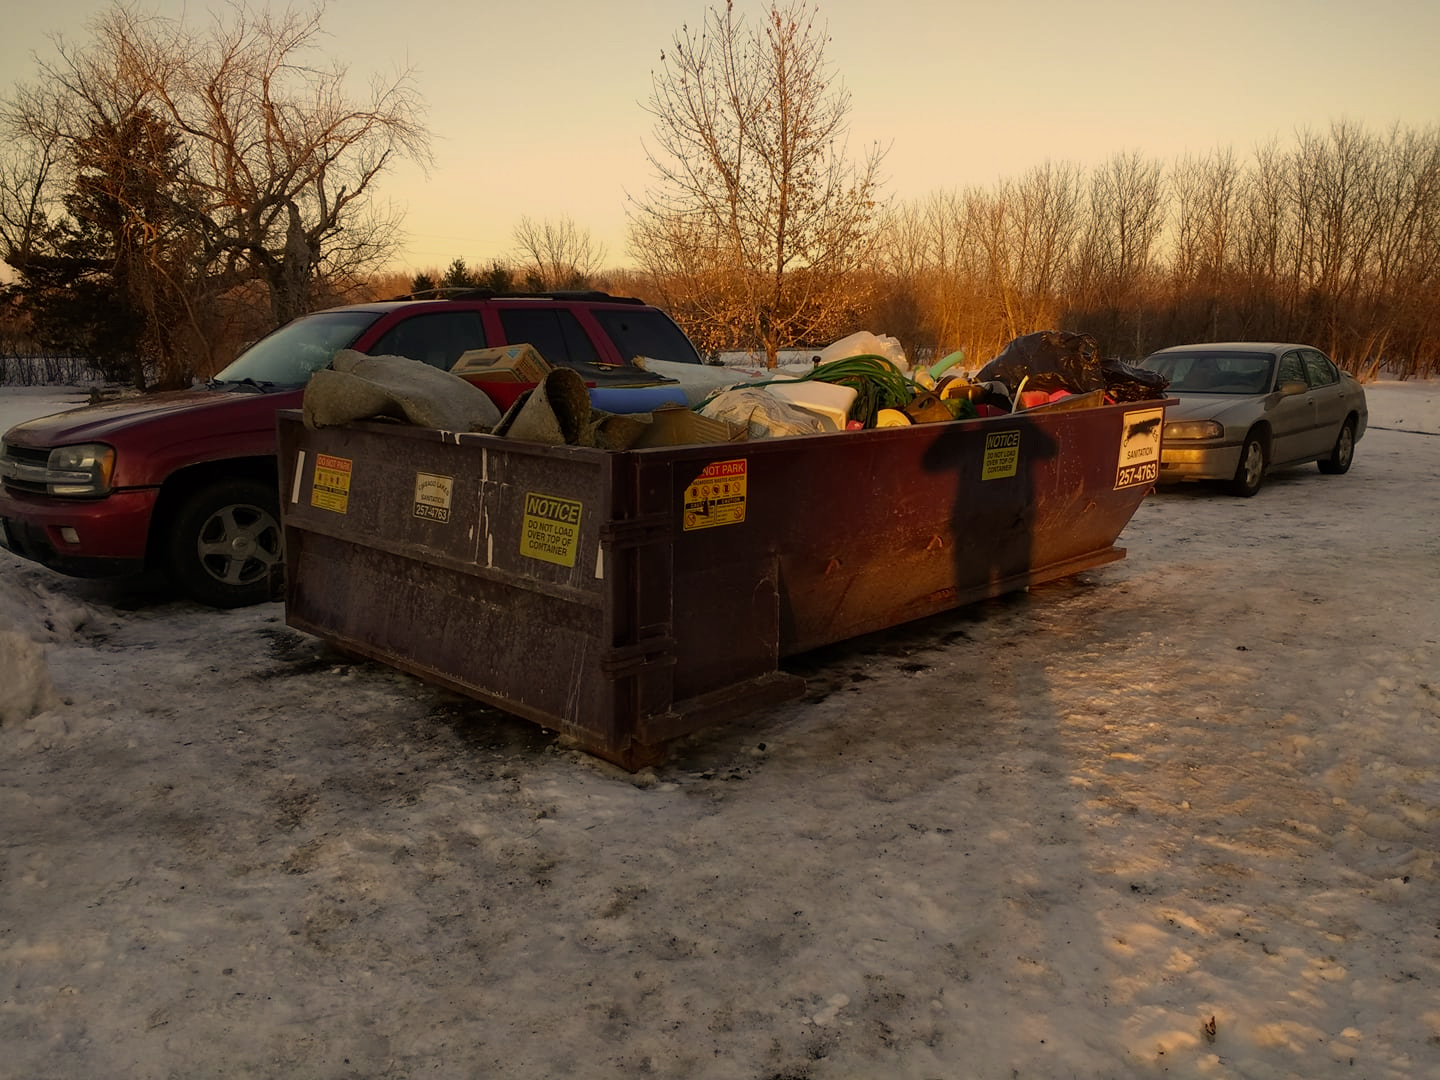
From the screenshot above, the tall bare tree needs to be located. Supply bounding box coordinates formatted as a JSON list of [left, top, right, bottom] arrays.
[[631, 0, 886, 365]]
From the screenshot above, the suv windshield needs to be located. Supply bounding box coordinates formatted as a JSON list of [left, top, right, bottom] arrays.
[[212, 310, 381, 387]]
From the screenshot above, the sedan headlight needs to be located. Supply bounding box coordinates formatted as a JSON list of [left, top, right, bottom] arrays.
[[1163, 420, 1224, 441], [0, 442, 118, 496]]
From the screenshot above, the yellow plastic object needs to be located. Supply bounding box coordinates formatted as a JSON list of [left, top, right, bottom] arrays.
[[939, 378, 982, 401], [874, 409, 912, 427]]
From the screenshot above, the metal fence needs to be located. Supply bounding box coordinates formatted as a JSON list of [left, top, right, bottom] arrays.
[[0, 354, 107, 387]]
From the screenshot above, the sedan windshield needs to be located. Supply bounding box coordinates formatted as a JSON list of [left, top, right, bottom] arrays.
[[211, 310, 381, 388], [1142, 352, 1275, 394]]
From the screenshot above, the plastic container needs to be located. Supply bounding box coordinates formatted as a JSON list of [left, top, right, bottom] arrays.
[[760, 378, 858, 431], [589, 385, 691, 414]]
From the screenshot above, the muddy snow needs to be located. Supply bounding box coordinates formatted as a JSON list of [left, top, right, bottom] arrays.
[[1, 382, 1437, 1079]]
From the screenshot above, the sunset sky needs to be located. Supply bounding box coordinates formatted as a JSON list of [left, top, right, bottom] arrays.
[[4, 0, 1438, 272]]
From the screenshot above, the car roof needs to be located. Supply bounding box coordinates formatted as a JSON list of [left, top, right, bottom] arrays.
[[311, 292, 653, 318], [1146, 342, 1315, 357]]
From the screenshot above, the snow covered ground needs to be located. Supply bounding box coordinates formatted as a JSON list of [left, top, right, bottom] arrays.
[[1, 381, 1437, 1079]]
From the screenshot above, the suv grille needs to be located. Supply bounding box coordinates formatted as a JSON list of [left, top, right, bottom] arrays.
[[0, 443, 52, 494]]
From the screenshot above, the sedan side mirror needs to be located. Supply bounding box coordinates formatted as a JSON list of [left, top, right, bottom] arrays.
[[1278, 379, 1308, 396]]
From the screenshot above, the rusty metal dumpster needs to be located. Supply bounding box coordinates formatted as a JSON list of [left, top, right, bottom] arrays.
[[276, 398, 1167, 769]]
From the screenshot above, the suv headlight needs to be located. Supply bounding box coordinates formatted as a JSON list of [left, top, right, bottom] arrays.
[[46, 443, 118, 495], [1163, 420, 1224, 441]]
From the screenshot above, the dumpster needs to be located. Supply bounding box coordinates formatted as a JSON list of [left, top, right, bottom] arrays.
[[277, 398, 1167, 769]]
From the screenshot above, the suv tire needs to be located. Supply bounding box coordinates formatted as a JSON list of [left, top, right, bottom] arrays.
[[166, 479, 283, 608]]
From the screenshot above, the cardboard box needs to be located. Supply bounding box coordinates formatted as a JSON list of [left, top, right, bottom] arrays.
[[631, 404, 748, 448], [452, 343, 552, 383]]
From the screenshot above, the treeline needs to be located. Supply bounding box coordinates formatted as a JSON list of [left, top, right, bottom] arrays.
[[2, 3, 1435, 385], [6, 120, 1438, 381], [636, 122, 1439, 377]]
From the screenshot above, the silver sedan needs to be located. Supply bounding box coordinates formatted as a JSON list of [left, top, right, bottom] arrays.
[[1140, 342, 1368, 496]]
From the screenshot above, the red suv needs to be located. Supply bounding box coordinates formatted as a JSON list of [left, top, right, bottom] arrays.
[[0, 290, 703, 607]]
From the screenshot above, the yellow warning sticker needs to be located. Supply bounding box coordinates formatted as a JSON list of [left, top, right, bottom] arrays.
[[684, 459, 748, 531], [1116, 407, 1164, 489], [311, 453, 353, 513], [982, 430, 1021, 480], [520, 491, 583, 567], [413, 472, 454, 523]]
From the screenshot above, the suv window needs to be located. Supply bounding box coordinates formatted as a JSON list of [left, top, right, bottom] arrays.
[[372, 311, 487, 369], [591, 308, 703, 365], [1301, 349, 1339, 388], [497, 308, 600, 367]]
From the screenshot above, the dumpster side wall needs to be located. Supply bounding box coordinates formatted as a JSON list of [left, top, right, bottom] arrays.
[[277, 399, 1165, 766]]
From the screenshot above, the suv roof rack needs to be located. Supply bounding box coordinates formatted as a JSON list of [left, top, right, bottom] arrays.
[[385, 287, 645, 305]]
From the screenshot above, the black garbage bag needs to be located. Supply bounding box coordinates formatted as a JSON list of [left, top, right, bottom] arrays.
[[1101, 357, 1170, 402], [974, 331, 1105, 395]]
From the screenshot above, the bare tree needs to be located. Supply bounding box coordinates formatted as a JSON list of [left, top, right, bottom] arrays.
[[966, 161, 1082, 342], [631, 0, 886, 365], [1166, 148, 1242, 341], [133, 2, 430, 325], [870, 199, 935, 357], [0, 0, 430, 376], [0, 85, 67, 271], [1170, 149, 1240, 284], [512, 215, 606, 290], [0, 33, 204, 386], [1363, 125, 1440, 375], [1070, 151, 1165, 351]]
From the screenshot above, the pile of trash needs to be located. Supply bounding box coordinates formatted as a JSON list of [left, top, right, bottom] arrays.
[[301, 330, 1170, 450], [644, 329, 1169, 440]]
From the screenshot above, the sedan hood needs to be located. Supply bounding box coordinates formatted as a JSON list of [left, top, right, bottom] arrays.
[[1162, 392, 1270, 425]]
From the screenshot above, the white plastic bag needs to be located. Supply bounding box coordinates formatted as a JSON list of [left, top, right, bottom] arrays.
[[700, 388, 828, 438], [818, 331, 909, 372]]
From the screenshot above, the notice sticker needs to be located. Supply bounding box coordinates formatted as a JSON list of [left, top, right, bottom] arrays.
[[520, 491, 583, 567], [413, 472, 454, 523], [311, 453, 353, 513], [1116, 407, 1164, 489], [982, 430, 1021, 481], [683, 459, 747, 531]]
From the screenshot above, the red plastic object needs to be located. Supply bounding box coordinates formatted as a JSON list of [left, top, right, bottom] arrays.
[[464, 380, 537, 411]]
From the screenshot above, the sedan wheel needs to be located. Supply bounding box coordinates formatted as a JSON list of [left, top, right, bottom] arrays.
[[1318, 419, 1356, 475], [1228, 433, 1266, 497]]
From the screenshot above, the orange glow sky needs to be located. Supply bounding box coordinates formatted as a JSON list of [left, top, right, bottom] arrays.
[[5, 0, 1438, 273]]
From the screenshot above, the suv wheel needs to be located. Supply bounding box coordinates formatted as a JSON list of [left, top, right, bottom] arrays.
[[166, 479, 283, 607]]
